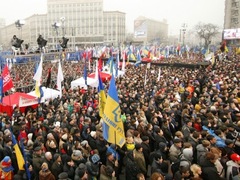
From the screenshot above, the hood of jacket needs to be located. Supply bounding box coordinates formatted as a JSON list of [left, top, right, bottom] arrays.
[[226, 160, 240, 168]]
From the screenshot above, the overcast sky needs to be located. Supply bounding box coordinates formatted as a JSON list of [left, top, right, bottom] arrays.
[[0, 0, 225, 35]]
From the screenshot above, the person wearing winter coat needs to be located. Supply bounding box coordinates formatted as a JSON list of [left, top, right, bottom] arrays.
[[86, 154, 100, 179], [196, 140, 210, 164], [226, 153, 240, 180], [200, 152, 225, 180], [62, 155, 75, 179], [125, 151, 141, 180], [39, 162, 55, 180], [133, 144, 147, 176], [99, 165, 116, 180]]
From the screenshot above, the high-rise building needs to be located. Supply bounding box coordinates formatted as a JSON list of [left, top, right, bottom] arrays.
[[133, 16, 168, 44], [0, 0, 126, 50], [103, 11, 126, 46], [224, 0, 240, 29]]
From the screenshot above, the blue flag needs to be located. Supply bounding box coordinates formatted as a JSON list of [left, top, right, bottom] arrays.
[[98, 72, 106, 118], [102, 75, 125, 148]]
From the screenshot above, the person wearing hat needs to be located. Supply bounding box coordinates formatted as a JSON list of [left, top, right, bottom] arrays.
[[225, 139, 236, 159], [0, 156, 14, 180], [74, 163, 88, 180], [226, 153, 240, 180], [51, 153, 63, 179], [133, 143, 147, 176], [86, 154, 100, 179], [71, 150, 86, 167], [58, 172, 71, 180], [39, 162, 55, 180], [106, 151, 119, 180], [32, 143, 44, 180], [88, 131, 97, 150]]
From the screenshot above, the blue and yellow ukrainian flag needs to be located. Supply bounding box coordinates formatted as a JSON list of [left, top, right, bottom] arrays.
[[11, 133, 25, 170], [98, 72, 106, 118], [102, 75, 125, 147]]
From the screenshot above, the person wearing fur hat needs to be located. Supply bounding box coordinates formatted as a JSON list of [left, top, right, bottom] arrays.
[[0, 156, 14, 180], [39, 162, 55, 180]]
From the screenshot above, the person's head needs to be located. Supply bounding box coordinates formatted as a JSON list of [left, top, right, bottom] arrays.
[[210, 147, 222, 159], [190, 164, 202, 177], [180, 166, 190, 178], [175, 131, 184, 139], [206, 152, 217, 163], [173, 138, 182, 148], [135, 143, 143, 152], [41, 162, 49, 172], [206, 135, 217, 145], [137, 173, 145, 180], [150, 172, 164, 180], [230, 153, 240, 164], [45, 152, 52, 161]]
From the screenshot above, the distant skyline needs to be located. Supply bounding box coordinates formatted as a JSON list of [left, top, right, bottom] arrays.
[[0, 0, 225, 35]]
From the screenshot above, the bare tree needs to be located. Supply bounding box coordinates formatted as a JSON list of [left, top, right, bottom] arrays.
[[194, 22, 219, 48]]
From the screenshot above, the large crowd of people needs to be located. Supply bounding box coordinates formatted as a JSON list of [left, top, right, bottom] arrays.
[[0, 47, 239, 180]]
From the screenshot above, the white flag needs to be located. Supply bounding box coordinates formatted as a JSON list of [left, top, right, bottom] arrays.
[[57, 61, 64, 97]]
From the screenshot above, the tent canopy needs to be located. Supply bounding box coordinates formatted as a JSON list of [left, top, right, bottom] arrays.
[[71, 77, 98, 89], [88, 71, 111, 82], [2, 92, 38, 107], [27, 87, 61, 102]]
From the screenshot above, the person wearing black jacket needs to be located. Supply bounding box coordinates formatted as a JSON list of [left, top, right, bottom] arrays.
[[200, 152, 225, 180], [125, 151, 141, 180]]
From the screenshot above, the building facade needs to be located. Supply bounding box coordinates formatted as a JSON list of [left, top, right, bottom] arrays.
[[223, 0, 240, 45], [133, 16, 168, 44], [224, 0, 240, 29], [103, 11, 126, 46], [0, 0, 126, 50]]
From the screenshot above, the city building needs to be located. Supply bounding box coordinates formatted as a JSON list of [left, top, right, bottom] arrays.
[[0, 0, 126, 50], [223, 0, 240, 45], [133, 16, 168, 44]]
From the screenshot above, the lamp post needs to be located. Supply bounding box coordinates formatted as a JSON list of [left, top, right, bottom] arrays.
[[52, 22, 60, 50], [60, 17, 65, 37], [181, 23, 187, 46], [15, 20, 25, 39]]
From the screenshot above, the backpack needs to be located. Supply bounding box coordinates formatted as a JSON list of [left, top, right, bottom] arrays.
[[171, 159, 190, 176]]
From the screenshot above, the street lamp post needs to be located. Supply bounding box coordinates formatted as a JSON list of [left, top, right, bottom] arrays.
[[182, 23, 187, 46], [15, 20, 25, 39], [52, 22, 60, 50]]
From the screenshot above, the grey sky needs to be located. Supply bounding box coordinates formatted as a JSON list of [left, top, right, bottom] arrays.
[[0, 0, 225, 35]]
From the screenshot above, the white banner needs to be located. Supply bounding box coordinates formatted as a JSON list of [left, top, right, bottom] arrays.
[[19, 96, 38, 107]]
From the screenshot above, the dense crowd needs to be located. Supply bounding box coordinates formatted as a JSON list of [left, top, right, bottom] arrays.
[[0, 49, 239, 180]]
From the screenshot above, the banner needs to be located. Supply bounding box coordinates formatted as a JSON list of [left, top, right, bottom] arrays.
[[2, 66, 13, 92], [19, 96, 38, 107]]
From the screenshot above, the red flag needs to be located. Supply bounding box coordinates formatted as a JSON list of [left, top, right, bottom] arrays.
[[2, 65, 13, 92], [98, 55, 103, 71]]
